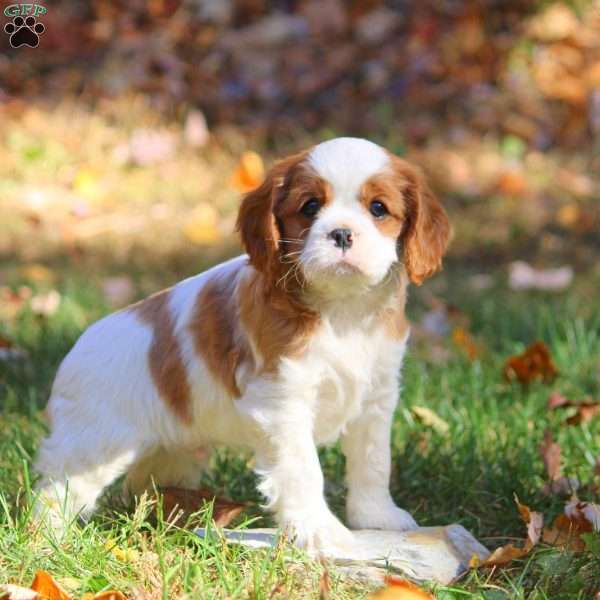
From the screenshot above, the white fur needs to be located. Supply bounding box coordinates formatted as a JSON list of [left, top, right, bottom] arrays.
[[35, 138, 418, 550]]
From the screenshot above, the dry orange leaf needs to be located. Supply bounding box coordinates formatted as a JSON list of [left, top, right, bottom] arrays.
[[84, 593, 128, 600], [478, 497, 543, 568], [451, 326, 478, 359], [565, 403, 600, 425], [30, 572, 71, 600], [539, 429, 561, 481], [161, 487, 246, 527], [496, 171, 528, 196], [480, 543, 528, 567], [546, 392, 600, 426], [503, 341, 558, 384], [543, 497, 600, 551], [231, 151, 265, 192], [368, 577, 434, 599]]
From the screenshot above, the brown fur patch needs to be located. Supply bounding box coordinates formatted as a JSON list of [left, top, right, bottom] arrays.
[[273, 164, 332, 262], [235, 151, 323, 371], [359, 171, 408, 239], [189, 274, 251, 397], [236, 151, 310, 279], [238, 270, 320, 372], [133, 289, 192, 423]]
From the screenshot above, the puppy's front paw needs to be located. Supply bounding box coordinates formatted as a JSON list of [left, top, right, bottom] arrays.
[[347, 497, 418, 531], [281, 509, 355, 554]]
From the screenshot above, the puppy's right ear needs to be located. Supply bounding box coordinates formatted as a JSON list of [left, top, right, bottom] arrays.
[[236, 152, 306, 275]]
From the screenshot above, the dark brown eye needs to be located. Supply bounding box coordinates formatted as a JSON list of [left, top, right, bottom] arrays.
[[300, 198, 321, 218], [369, 200, 388, 218]]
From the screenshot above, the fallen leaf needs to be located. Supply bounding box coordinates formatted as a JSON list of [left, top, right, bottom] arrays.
[[508, 262, 573, 292], [451, 326, 478, 359], [480, 543, 527, 567], [231, 151, 265, 192], [368, 577, 434, 599], [503, 341, 558, 384], [0, 286, 32, 320], [410, 406, 449, 435], [517, 498, 543, 549], [565, 403, 600, 425], [496, 170, 528, 196], [539, 429, 561, 481], [548, 391, 569, 409], [73, 168, 103, 202], [30, 571, 71, 600], [19, 264, 55, 285], [88, 592, 128, 600], [546, 392, 600, 426], [160, 487, 246, 527], [478, 498, 542, 567], [104, 539, 140, 563], [543, 496, 600, 551]]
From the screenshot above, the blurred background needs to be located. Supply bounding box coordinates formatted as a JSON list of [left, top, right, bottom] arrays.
[[0, 0, 599, 344]]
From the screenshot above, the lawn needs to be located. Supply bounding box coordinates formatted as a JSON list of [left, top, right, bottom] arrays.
[[1, 255, 599, 599]]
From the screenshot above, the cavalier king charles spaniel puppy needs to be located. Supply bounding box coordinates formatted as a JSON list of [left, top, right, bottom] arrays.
[[35, 137, 450, 551]]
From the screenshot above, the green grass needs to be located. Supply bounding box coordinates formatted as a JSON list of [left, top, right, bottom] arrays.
[[1, 262, 600, 599]]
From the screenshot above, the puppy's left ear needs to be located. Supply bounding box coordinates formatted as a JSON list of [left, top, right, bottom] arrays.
[[399, 162, 451, 285]]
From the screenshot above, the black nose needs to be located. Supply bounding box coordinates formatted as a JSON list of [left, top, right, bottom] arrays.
[[328, 228, 353, 251]]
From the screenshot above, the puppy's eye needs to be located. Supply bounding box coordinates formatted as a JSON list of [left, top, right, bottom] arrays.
[[300, 198, 321, 218], [369, 200, 388, 218]]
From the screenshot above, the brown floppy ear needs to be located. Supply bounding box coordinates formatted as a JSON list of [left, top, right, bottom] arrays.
[[236, 152, 306, 274], [400, 163, 451, 285]]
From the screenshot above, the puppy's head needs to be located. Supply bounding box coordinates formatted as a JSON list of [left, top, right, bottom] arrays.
[[236, 138, 450, 294]]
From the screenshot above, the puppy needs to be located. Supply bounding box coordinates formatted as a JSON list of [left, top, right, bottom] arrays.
[[35, 137, 450, 551]]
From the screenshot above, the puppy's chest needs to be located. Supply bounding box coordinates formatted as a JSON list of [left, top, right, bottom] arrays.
[[309, 324, 383, 445]]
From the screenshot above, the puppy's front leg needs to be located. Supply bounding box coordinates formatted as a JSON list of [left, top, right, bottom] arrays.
[[342, 384, 418, 531], [239, 383, 353, 553]]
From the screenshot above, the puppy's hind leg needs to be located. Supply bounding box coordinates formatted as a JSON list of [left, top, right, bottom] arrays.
[[124, 446, 210, 499], [34, 397, 148, 533]]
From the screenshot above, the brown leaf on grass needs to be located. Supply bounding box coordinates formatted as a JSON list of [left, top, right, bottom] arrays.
[[479, 543, 528, 567], [539, 429, 562, 481], [231, 151, 265, 192], [565, 403, 600, 425], [478, 498, 543, 567], [503, 341, 558, 384], [161, 487, 247, 527], [548, 391, 569, 409], [368, 577, 434, 599], [546, 392, 600, 426], [411, 406, 449, 435], [451, 326, 478, 359], [517, 499, 543, 550], [30, 571, 71, 600], [82, 592, 128, 600], [543, 496, 600, 551]]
